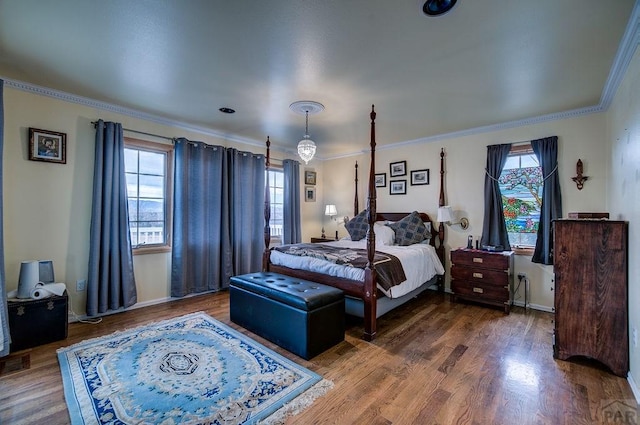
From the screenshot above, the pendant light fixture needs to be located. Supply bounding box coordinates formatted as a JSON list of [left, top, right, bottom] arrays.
[[290, 101, 324, 164]]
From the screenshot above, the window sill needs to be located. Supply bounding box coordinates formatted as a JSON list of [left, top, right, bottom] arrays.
[[512, 246, 534, 256], [133, 245, 172, 255]]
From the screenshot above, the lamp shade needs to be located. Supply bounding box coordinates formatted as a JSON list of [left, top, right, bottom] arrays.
[[325, 204, 337, 216], [437, 206, 454, 223]]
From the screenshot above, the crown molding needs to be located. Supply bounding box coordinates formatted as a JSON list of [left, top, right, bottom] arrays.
[[1, 78, 274, 152], [600, 0, 640, 109]]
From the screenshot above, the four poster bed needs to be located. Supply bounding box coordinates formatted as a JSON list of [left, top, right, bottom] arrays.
[[262, 106, 447, 341]]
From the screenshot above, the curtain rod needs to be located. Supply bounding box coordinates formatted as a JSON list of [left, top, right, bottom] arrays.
[[91, 121, 288, 161], [123, 127, 175, 142], [91, 121, 174, 142]]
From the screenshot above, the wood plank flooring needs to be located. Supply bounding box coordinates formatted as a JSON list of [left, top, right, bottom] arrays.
[[0, 290, 635, 424]]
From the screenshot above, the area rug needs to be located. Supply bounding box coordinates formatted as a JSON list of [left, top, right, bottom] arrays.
[[57, 312, 332, 424]]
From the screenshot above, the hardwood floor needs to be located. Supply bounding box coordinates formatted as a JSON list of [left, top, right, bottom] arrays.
[[0, 290, 635, 424]]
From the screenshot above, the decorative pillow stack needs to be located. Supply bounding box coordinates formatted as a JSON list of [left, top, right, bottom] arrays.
[[387, 211, 430, 246], [345, 210, 369, 241]]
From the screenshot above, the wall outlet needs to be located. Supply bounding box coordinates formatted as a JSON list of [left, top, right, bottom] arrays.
[[633, 328, 638, 348], [517, 273, 526, 280], [76, 279, 86, 292]]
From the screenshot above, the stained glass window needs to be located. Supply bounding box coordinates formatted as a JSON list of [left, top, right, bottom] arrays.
[[498, 147, 542, 247]]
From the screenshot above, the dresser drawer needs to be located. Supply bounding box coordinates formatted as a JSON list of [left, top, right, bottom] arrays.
[[450, 266, 509, 286], [451, 280, 510, 303], [451, 250, 510, 270]]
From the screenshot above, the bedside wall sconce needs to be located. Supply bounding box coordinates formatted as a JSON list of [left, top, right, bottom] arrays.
[[437, 206, 469, 230], [571, 159, 589, 190], [324, 204, 338, 239]]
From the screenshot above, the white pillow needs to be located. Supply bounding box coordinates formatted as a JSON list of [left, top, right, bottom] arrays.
[[374, 223, 396, 246]]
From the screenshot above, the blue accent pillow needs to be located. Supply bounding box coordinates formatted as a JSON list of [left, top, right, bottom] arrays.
[[387, 211, 429, 246], [345, 210, 369, 241]]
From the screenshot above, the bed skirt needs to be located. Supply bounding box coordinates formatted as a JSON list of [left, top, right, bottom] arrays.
[[344, 276, 438, 318]]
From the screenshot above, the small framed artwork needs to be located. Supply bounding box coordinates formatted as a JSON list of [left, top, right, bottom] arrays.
[[410, 169, 430, 185], [375, 173, 387, 188], [29, 128, 67, 164], [305, 186, 316, 202], [305, 170, 317, 185], [389, 180, 407, 195], [390, 160, 406, 177]]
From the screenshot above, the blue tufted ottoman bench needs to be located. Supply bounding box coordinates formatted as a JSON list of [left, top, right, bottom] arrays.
[[230, 272, 345, 360]]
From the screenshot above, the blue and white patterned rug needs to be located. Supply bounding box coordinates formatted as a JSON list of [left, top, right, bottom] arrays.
[[57, 312, 331, 424]]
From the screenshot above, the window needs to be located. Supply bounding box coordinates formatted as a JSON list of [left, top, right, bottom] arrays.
[[267, 168, 284, 245], [124, 138, 173, 253], [498, 145, 542, 248]]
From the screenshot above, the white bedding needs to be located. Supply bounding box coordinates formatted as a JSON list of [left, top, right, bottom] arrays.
[[269, 239, 445, 299]]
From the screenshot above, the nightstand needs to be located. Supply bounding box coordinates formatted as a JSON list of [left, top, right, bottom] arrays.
[[310, 237, 336, 243], [450, 249, 514, 313]]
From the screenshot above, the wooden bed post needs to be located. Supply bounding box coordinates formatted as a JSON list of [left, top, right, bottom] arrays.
[[437, 147, 446, 291], [262, 136, 271, 271], [354, 161, 359, 216], [363, 105, 377, 341]]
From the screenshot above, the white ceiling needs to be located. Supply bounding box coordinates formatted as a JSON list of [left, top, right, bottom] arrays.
[[0, 0, 637, 158]]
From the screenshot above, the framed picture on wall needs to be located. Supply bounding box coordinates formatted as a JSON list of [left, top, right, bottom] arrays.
[[375, 173, 387, 187], [390, 160, 406, 177], [305, 186, 316, 202], [389, 180, 406, 195], [305, 170, 317, 185], [28, 128, 67, 164], [410, 169, 430, 185]]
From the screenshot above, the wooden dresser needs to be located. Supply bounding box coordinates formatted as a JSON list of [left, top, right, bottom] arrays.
[[553, 219, 628, 377], [450, 249, 514, 313]]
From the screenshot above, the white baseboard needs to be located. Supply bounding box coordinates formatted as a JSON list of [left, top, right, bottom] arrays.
[[512, 300, 555, 313], [629, 372, 640, 404], [67, 291, 219, 323], [440, 289, 555, 313]]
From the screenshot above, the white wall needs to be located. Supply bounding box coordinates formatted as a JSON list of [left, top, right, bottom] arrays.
[[607, 46, 640, 393], [2, 87, 296, 317], [322, 112, 610, 309]]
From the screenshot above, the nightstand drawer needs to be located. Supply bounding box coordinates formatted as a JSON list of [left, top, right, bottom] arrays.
[[451, 280, 509, 302], [450, 266, 509, 286], [451, 250, 510, 270]]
